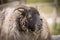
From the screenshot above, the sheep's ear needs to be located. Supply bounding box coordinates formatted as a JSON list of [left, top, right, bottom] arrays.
[[14, 9, 22, 15], [18, 9, 24, 12]]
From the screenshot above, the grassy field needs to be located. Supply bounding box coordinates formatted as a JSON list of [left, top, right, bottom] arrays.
[[26, 0, 60, 14], [26, 0, 54, 4], [51, 23, 60, 35]]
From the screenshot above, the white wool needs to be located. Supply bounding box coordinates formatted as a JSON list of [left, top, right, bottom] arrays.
[[1, 8, 16, 34]]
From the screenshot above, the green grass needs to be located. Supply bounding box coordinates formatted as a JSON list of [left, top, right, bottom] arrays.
[[38, 7, 53, 14], [26, 0, 54, 4], [51, 23, 60, 35]]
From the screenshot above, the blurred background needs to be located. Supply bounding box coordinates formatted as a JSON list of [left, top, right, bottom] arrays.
[[0, 0, 60, 35]]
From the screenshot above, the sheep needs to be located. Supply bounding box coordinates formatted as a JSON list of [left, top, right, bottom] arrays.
[[0, 5, 51, 40]]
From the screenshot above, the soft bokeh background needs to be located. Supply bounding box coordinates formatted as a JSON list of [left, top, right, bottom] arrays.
[[0, 0, 60, 35]]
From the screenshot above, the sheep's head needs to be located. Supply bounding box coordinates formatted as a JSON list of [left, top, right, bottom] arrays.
[[15, 6, 42, 32]]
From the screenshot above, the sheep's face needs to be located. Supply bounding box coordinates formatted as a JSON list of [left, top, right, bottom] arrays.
[[26, 7, 42, 31], [16, 7, 42, 32]]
